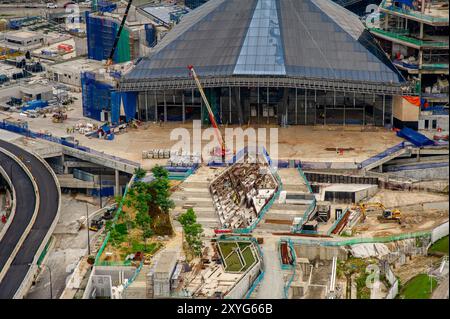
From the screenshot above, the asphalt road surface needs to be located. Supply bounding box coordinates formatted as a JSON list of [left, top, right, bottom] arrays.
[[0, 140, 59, 299]]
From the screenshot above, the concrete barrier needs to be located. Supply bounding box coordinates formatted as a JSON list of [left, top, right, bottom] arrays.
[[0, 148, 40, 284], [431, 221, 449, 245], [0, 166, 17, 242], [13, 147, 61, 299]]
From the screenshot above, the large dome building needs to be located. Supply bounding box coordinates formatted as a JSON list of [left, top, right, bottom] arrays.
[[119, 0, 407, 126]]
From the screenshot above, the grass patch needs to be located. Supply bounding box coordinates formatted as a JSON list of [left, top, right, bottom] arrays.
[[238, 242, 251, 250], [241, 247, 256, 271], [225, 252, 243, 272], [218, 242, 237, 258], [400, 274, 438, 299], [429, 236, 449, 255]]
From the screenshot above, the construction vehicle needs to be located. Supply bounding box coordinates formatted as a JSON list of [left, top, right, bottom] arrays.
[[52, 111, 67, 123], [356, 202, 402, 224], [188, 65, 228, 161], [89, 216, 104, 232], [105, 0, 134, 67]]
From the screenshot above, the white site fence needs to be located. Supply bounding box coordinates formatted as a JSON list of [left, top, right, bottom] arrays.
[[431, 221, 449, 245], [384, 265, 399, 300], [384, 221, 449, 299]]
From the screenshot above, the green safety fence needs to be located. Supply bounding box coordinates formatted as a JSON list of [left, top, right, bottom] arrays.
[[96, 259, 132, 267], [37, 237, 53, 266], [369, 28, 448, 47], [297, 166, 313, 194], [280, 239, 297, 299], [94, 176, 135, 266], [283, 230, 431, 247], [380, 0, 449, 24], [292, 165, 317, 232], [327, 208, 349, 236], [279, 238, 297, 271], [422, 63, 449, 70]]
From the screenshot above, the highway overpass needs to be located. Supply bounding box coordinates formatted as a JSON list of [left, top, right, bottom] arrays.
[[0, 139, 60, 299]]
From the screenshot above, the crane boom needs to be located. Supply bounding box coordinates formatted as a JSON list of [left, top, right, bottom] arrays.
[[188, 65, 226, 157], [106, 0, 133, 66]]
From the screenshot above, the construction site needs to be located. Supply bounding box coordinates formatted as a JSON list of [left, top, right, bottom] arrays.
[[0, 0, 448, 301]]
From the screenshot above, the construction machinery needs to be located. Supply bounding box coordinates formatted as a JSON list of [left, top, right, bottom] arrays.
[[356, 202, 402, 224], [52, 111, 67, 123], [105, 0, 133, 67], [89, 216, 104, 232], [188, 65, 228, 161]]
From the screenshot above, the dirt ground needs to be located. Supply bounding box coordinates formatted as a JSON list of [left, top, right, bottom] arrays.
[[393, 255, 441, 284], [370, 190, 449, 208], [1, 94, 403, 168]]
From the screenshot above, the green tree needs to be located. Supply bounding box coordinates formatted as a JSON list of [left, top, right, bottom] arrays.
[[134, 167, 147, 179], [179, 208, 203, 257], [178, 208, 197, 226], [136, 210, 152, 228], [150, 166, 174, 214], [143, 227, 154, 252]]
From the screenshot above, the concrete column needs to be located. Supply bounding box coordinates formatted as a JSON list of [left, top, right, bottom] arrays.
[[115, 169, 120, 196], [163, 92, 167, 122], [145, 91, 149, 122], [229, 87, 232, 124], [295, 88, 298, 125], [182, 92, 186, 123], [304, 89, 307, 125], [61, 154, 68, 174]]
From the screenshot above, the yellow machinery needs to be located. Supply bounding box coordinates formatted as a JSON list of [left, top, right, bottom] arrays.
[[356, 202, 402, 224], [52, 112, 67, 123]]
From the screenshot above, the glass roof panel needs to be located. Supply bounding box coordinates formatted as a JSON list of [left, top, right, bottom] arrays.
[[234, 0, 286, 75]]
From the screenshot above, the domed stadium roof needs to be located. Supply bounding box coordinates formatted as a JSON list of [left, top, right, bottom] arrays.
[[121, 0, 404, 92]]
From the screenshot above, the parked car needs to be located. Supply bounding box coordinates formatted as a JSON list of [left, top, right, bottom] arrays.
[[46, 3, 58, 8]]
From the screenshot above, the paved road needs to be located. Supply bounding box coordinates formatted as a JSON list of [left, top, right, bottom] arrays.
[[256, 237, 284, 299], [0, 148, 37, 279], [0, 140, 60, 299], [432, 275, 449, 299]]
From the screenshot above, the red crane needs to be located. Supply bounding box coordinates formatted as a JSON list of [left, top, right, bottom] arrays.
[[188, 65, 227, 160]]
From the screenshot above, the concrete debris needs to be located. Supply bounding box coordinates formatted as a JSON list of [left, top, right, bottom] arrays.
[[210, 156, 279, 229], [349, 243, 391, 258]]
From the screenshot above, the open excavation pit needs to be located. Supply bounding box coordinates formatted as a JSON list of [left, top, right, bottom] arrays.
[[209, 154, 279, 230]]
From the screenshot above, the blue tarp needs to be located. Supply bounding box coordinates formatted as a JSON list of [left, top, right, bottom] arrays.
[[111, 91, 137, 124], [397, 127, 434, 147], [393, 0, 415, 9], [22, 100, 48, 111]]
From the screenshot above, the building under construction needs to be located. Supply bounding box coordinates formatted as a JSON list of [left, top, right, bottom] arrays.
[[119, 0, 408, 126]]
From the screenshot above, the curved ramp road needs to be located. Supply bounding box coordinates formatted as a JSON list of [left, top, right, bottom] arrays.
[[0, 140, 60, 299]]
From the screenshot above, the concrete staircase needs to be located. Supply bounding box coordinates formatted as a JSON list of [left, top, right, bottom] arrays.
[[170, 167, 223, 229], [123, 265, 152, 299], [259, 168, 312, 232]]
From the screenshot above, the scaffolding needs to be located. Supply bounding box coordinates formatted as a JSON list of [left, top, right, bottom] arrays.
[[81, 72, 114, 121], [85, 12, 132, 64]]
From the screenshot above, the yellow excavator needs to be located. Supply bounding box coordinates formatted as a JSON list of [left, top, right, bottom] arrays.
[[356, 202, 402, 224]]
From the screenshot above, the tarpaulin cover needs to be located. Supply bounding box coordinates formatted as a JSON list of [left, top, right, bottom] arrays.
[[81, 72, 113, 121], [393, 0, 415, 9], [403, 96, 429, 108], [397, 127, 434, 147], [22, 100, 48, 111], [111, 91, 137, 124]]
